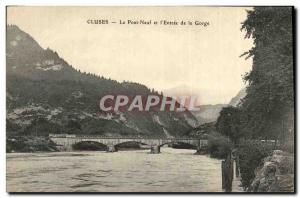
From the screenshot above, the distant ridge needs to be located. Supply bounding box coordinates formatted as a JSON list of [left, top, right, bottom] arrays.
[[191, 88, 247, 125]]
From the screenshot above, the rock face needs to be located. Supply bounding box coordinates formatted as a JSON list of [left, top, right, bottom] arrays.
[[228, 88, 246, 107], [250, 150, 294, 192]]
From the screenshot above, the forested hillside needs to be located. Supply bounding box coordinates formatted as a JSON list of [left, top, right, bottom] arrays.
[[6, 25, 198, 138]]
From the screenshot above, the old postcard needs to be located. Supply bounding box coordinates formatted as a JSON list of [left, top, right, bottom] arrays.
[[6, 6, 295, 193]]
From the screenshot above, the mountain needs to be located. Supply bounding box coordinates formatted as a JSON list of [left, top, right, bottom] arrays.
[[190, 89, 247, 125], [228, 88, 247, 107], [6, 25, 198, 138], [162, 84, 222, 106], [190, 104, 227, 125]]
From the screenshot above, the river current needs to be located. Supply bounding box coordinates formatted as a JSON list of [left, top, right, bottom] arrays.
[[6, 148, 242, 192]]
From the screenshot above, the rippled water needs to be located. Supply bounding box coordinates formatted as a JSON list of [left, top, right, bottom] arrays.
[[6, 148, 241, 192]]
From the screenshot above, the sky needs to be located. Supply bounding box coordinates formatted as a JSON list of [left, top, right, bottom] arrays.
[[7, 6, 253, 105]]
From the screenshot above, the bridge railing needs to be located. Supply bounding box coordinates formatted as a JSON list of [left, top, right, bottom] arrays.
[[48, 133, 207, 140]]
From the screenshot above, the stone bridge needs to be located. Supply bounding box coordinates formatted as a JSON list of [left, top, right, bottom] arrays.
[[49, 134, 208, 154]]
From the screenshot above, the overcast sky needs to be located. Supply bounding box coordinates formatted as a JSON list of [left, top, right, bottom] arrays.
[[7, 6, 253, 105]]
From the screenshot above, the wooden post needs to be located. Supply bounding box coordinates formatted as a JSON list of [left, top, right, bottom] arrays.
[[235, 155, 240, 178], [222, 161, 225, 189], [222, 153, 233, 192]]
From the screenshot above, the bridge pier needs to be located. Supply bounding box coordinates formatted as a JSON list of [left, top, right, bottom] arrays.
[[55, 143, 73, 152], [194, 142, 209, 155], [150, 145, 160, 154], [107, 145, 117, 152]]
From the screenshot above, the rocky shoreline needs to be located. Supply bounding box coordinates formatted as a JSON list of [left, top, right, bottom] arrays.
[[249, 150, 294, 192]]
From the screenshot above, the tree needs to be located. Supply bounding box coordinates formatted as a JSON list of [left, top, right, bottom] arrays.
[[216, 107, 246, 144], [66, 120, 82, 134], [240, 7, 294, 141]]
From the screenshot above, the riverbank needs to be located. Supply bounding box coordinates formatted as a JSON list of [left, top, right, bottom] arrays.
[[6, 136, 58, 153]]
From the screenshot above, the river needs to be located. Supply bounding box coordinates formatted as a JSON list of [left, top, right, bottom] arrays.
[[6, 148, 242, 192]]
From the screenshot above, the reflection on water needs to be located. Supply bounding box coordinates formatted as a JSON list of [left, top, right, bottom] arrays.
[[6, 148, 239, 192]]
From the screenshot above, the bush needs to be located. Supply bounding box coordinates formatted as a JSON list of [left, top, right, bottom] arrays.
[[6, 136, 58, 152], [237, 139, 273, 190], [207, 132, 233, 159]]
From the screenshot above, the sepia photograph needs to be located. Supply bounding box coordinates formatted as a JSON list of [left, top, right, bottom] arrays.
[[5, 6, 295, 193]]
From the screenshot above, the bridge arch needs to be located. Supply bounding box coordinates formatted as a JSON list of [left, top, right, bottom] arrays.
[[115, 141, 150, 150], [165, 141, 197, 149], [72, 141, 108, 151]]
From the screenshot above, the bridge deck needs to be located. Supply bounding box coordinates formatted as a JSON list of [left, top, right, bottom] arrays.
[[49, 134, 206, 140]]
